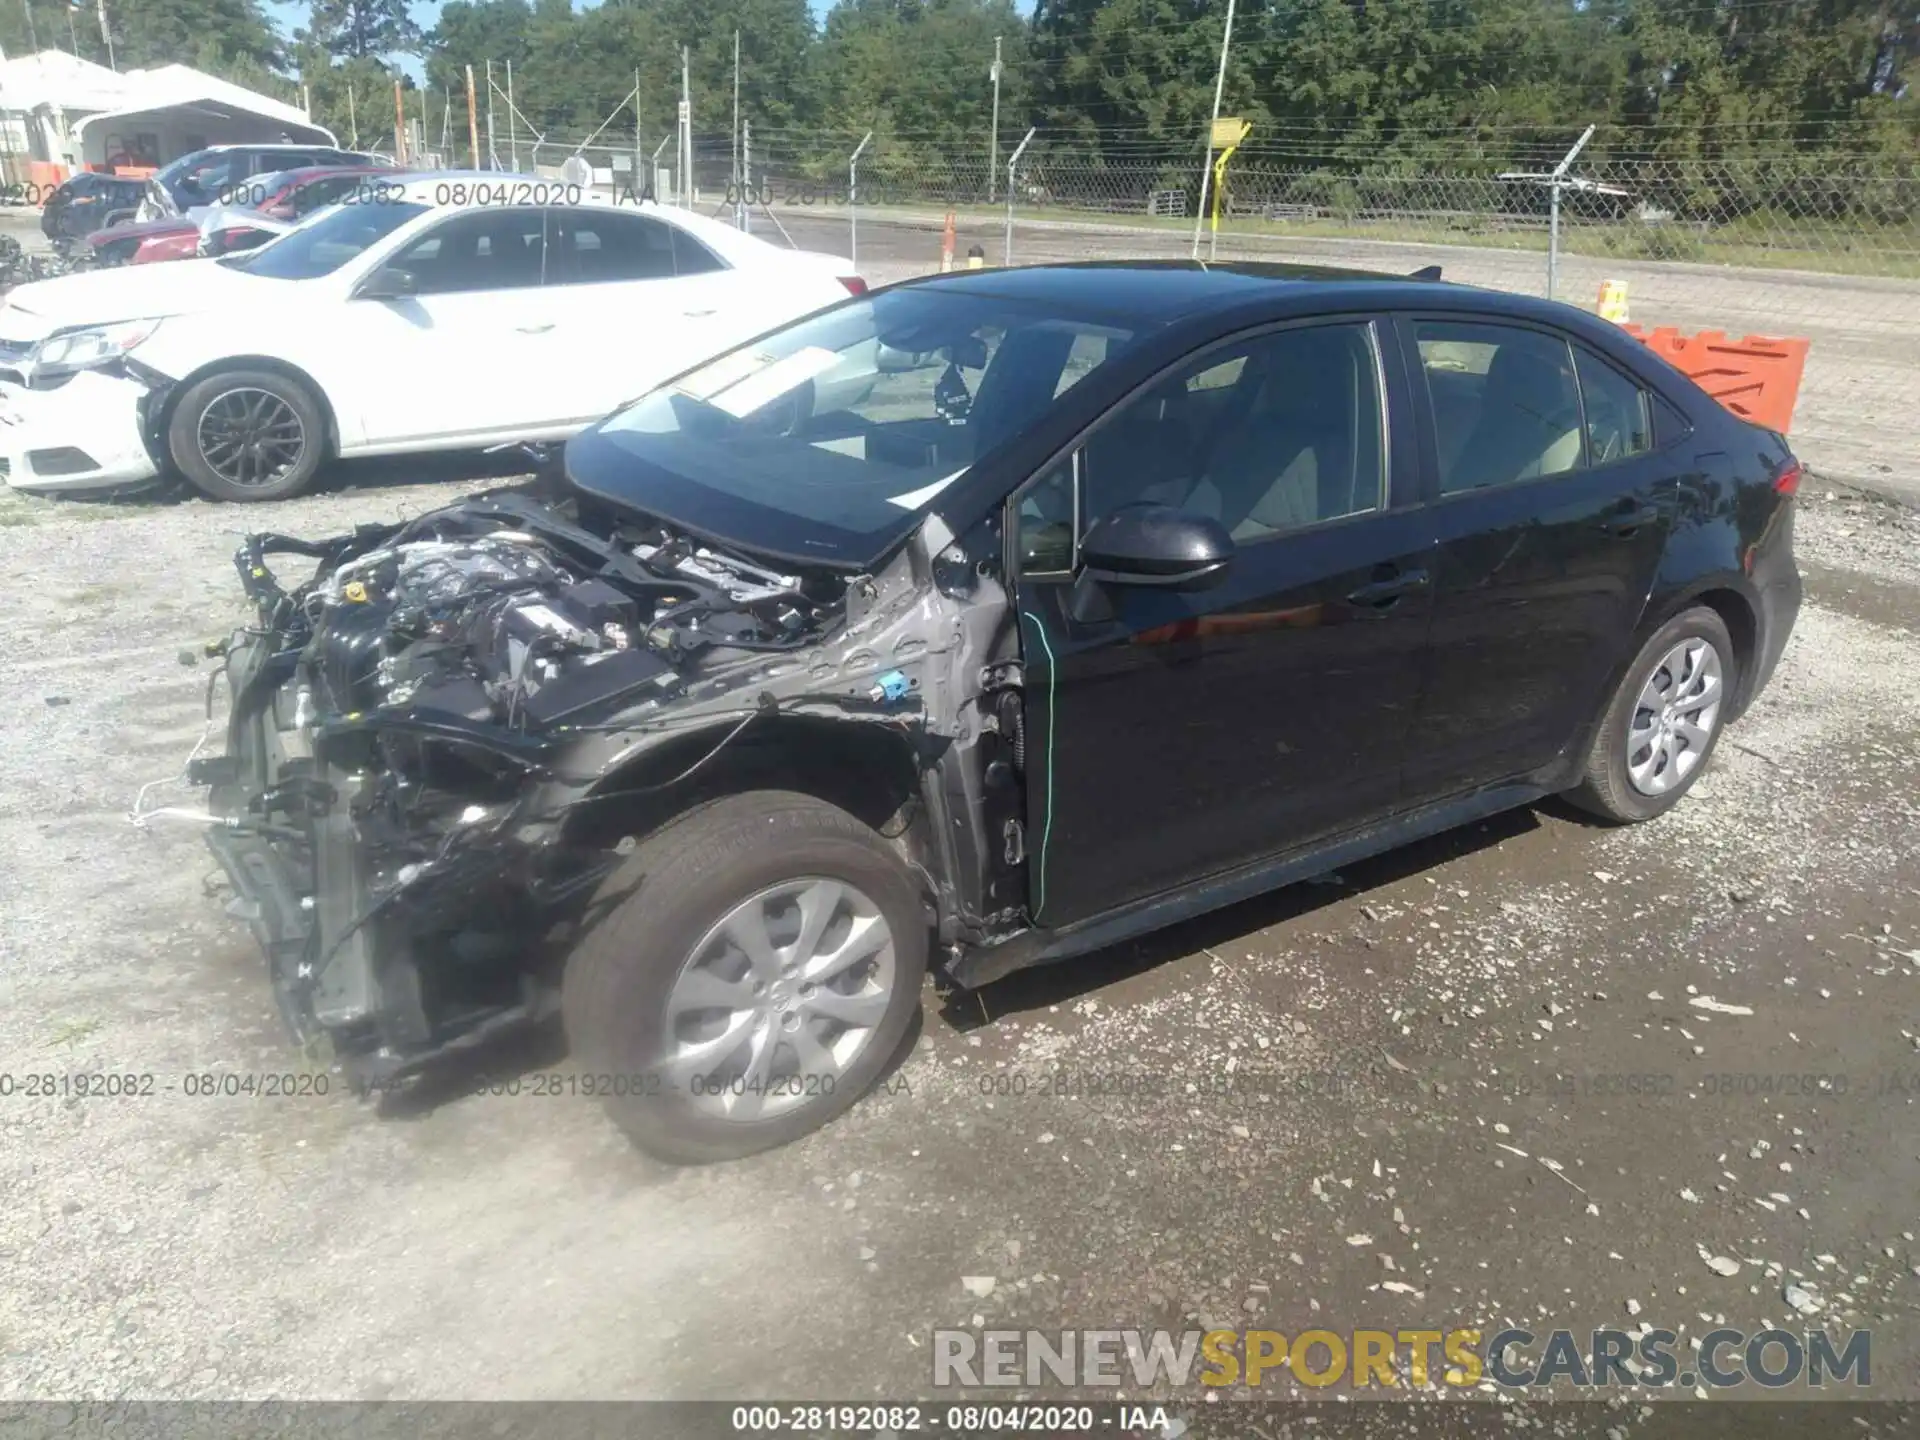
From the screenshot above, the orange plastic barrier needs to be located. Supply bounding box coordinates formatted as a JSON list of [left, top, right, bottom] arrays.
[[26, 160, 69, 190], [1622, 325, 1810, 435]]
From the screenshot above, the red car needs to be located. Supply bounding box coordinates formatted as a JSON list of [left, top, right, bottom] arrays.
[[80, 166, 400, 267]]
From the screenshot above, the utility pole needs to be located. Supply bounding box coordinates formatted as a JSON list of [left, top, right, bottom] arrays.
[[506, 59, 517, 171], [347, 80, 358, 149], [987, 36, 1002, 203], [95, 0, 114, 69], [680, 46, 692, 207], [65, 6, 77, 58], [464, 65, 479, 169], [731, 28, 742, 228], [741, 117, 751, 235], [484, 59, 496, 169], [22, 0, 37, 54], [392, 77, 405, 165], [1192, 0, 1237, 259], [633, 69, 643, 201]]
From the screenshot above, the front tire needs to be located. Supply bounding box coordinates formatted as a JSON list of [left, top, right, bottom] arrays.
[[1568, 605, 1737, 823], [562, 791, 927, 1164], [167, 367, 327, 502]]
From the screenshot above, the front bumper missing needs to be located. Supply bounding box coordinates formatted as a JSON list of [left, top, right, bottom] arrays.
[[0, 372, 160, 493]]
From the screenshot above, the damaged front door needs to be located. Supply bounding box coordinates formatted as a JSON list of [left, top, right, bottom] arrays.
[[1009, 320, 1435, 930]]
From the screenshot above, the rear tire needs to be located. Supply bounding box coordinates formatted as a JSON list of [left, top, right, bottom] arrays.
[[167, 367, 327, 503], [562, 791, 927, 1164], [1568, 605, 1737, 823]]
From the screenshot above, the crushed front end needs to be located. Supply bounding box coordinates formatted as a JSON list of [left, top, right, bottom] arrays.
[[181, 484, 1027, 1088]]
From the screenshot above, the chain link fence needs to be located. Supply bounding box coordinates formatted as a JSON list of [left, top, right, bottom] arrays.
[[662, 132, 1913, 491], [387, 117, 1920, 489]]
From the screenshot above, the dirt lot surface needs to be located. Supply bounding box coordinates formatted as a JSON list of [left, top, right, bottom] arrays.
[[2, 461, 1920, 1425]]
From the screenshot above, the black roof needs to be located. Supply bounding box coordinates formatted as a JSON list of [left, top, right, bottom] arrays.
[[890, 259, 1455, 324]]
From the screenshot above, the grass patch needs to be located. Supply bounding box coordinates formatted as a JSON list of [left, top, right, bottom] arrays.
[[48, 1016, 102, 1048]]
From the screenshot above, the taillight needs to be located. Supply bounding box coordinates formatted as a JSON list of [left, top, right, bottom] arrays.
[[839, 276, 868, 296], [1774, 459, 1803, 496]]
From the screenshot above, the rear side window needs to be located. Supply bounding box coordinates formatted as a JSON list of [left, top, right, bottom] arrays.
[[1573, 346, 1653, 465], [1652, 392, 1691, 446], [1415, 320, 1583, 494], [670, 227, 725, 276], [549, 211, 678, 283]]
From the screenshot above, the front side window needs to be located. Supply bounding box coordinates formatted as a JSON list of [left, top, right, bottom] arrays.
[[388, 208, 547, 294], [1416, 320, 1584, 494], [1574, 345, 1653, 465], [1014, 321, 1386, 571]]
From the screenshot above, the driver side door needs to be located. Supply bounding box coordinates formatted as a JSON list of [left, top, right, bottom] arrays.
[[338, 206, 560, 449], [1009, 319, 1437, 928]]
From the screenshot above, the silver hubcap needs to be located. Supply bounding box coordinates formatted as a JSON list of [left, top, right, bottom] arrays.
[[1626, 637, 1724, 796], [198, 387, 306, 488], [661, 878, 895, 1122]]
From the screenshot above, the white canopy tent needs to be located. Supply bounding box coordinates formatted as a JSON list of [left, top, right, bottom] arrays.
[[0, 50, 335, 183]]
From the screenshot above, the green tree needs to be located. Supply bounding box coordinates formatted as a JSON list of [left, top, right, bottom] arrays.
[[302, 0, 422, 62]]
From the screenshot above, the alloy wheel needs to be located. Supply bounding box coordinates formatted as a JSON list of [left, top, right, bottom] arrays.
[[1625, 637, 1724, 796], [660, 877, 897, 1122], [196, 387, 307, 489]]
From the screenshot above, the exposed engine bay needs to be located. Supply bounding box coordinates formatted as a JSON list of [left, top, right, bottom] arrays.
[[178, 483, 1030, 1084]]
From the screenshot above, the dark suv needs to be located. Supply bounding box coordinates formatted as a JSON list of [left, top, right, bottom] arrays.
[[139, 144, 392, 220], [191, 261, 1802, 1163], [40, 171, 148, 250]]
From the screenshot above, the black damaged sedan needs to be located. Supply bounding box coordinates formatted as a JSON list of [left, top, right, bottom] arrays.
[[188, 261, 1802, 1162]]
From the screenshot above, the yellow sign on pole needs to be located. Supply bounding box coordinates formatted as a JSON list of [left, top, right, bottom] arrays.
[[1209, 120, 1251, 246], [1211, 117, 1251, 149]]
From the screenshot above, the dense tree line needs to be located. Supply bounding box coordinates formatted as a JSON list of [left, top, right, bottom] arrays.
[[0, 0, 1911, 172]]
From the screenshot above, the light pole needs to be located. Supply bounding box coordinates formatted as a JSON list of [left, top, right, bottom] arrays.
[[987, 36, 1002, 204], [1191, 0, 1236, 259]]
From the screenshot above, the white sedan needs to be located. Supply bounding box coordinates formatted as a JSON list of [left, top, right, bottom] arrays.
[[0, 175, 867, 501]]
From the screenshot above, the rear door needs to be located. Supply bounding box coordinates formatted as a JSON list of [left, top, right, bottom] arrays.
[[536, 208, 732, 424], [1399, 316, 1675, 800], [1010, 317, 1436, 927]]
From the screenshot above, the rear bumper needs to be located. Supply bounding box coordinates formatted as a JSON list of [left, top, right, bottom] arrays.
[[0, 372, 160, 493], [1748, 561, 1801, 712]]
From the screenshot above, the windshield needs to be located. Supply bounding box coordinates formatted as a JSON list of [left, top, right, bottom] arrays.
[[571, 286, 1139, 567], [223, 200, 428, 280], [156, 151, 238, 207]]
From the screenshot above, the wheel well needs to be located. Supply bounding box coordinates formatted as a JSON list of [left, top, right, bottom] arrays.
[[560, 716, 932, 876], [156, 356, 339, 457], [1685, 587, 1758, 716]]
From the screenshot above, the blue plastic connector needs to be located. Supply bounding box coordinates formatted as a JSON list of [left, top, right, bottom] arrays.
[[869, 669, 911, 704]]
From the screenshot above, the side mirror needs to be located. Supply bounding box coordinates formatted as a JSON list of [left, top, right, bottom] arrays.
[[1079, 504, 1234, 591], [355, 266, 417, 301]]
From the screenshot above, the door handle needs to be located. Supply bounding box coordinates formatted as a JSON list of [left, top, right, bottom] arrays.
[[1597, 504, 1659, 536], [514, 322, 556, 334], [1345, 568, 1430, 609]]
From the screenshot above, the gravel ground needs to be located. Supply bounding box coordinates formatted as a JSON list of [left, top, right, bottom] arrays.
[[2, 466, 1920, 1421]]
